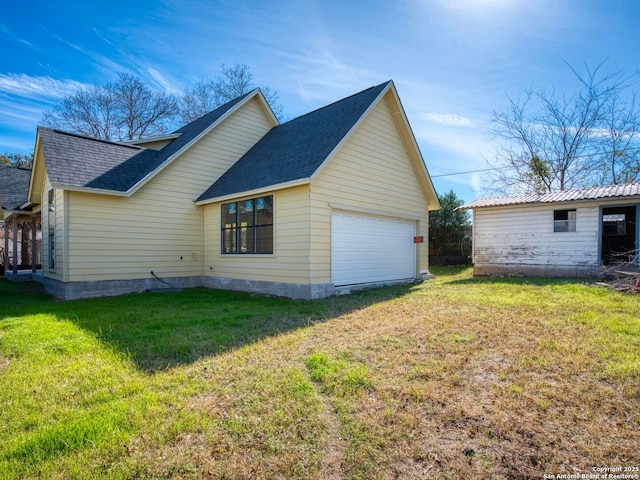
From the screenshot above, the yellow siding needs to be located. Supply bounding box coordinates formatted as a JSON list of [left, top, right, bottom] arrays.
[[64, 97, 273, 282], [203, 186, 311, 284], [41, 173, 65, 281], [310, 94, 430, 283], [29, 141, 46, 205]]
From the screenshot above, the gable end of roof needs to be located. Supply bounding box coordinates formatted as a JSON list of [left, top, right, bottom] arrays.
[[196, 81, 393, 203]]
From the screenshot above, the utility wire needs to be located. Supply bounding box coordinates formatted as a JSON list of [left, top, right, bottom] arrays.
[[431, 146, 640, 178]]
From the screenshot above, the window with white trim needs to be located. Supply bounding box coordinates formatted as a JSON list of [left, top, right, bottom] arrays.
[[553, 209, 576, 232], [221, 196, 273, 254]]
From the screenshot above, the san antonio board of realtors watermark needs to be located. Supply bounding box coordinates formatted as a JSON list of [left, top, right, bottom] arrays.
[[543, 466, 639, 479]]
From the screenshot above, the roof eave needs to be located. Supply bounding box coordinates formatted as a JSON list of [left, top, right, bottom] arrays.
[[121, 132, 183, 145], [195, 178, 310, 205], [309, 82, 393, 184], [461, 193, 640, 210], [124, 89, 274, 197], [50, 183, 130, 197], [385, 82, 440, 211], [27, 132, 42, 204]]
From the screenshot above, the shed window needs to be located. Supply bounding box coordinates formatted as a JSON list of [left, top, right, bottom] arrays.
[[603, 214, 626, 236], [553, 209, 576, 232], [221, 195, 273, 254]]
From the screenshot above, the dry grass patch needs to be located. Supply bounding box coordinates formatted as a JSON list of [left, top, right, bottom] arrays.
[[1, 270, 639, 479]]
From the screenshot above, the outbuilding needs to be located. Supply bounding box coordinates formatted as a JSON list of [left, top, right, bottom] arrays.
[[460, 184, 640, 278]]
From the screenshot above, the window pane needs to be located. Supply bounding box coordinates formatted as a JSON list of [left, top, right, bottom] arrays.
[[256, 196, 273, 225], [554, 209, 576, 232], [49, 233, 55, 269], [223, 228, 237, 253], [239, 199, 255, 227], [222, 203, 237, 228], [554, 210, 568, 221], [603, 214, 626, 235], [256, 225, 273, 253], [239, 226, 255, 253], [221, 196, 273, 254], [48, 190, 55, 212]]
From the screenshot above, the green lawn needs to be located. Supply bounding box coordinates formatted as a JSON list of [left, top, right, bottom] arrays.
[[1, 268, 639, 479]]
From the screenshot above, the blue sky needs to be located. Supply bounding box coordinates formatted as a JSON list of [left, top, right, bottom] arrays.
[[1, 0, 639, 203]]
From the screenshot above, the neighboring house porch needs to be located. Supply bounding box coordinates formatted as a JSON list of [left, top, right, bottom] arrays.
[[1, 165, 42, 281]]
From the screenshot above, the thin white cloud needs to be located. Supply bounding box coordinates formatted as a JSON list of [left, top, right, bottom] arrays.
[[420, 113, 473, 127], [0, 74, 85, 99], [281, 47, 379, 105], [92, 26, 113, 46], [146, 67, 182, 95], [49, 32, 129, 77], [0, 24, 38, 50]]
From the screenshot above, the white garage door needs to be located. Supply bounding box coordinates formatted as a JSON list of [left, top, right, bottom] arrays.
[[331, 211, 416, 286]]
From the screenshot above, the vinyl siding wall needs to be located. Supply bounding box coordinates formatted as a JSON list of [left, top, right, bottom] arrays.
[[309, 95, 430, 284], [472, 203, 600, 276], [63, 97, 273, 282], [41, 173, 65, 281], [202, 185, 311, 284]]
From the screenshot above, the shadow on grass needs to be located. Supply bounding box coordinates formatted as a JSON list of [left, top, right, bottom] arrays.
[[0, 279, 414, 373], [430, 265, 588, 287]]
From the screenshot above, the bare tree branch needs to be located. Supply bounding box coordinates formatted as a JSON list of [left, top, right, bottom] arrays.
[[179, 63, 283, 123], [43, 74, 178, 141], [486, 60, 640, 194]]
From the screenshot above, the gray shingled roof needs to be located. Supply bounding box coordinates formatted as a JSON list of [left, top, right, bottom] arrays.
[[0, 165, 32, 211], [460, 183, 640, 209], [39, 91, 253, 193], [197, 81, 391, 202]]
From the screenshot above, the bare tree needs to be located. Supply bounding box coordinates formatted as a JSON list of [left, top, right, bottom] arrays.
[[43, 74, 178, 141], [113, 73, 178, 140], [43, 65, 283, 142], [43, 84, 118, 140], [486, 61, 640, 194], [180, 63, 283, 123], [595, 94, 640, 185], [0, 152, 33, 168]]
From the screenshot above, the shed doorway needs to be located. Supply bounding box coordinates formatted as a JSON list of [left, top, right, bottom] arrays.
[[601, 206, 637, 265]]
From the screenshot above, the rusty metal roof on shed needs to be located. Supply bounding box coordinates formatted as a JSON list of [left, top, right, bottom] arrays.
[[460, 183, 640, 209]]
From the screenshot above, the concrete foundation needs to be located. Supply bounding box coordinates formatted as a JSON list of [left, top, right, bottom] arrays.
[[43, 276, 203, 301], [40, 274, 337, 301], [37, 272, 431, 301], [473, 263, 603, 279], [203, 276, 335, 300]]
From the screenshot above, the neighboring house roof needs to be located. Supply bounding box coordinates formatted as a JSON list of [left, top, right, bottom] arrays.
[[36, 90, 259, 195], [197, 81, 392, 203], [0, 165, 32, 212], [460, 183, 640, 209]]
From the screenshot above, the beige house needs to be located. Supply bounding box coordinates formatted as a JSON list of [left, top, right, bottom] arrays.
[[17, 81, 439, 300]]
